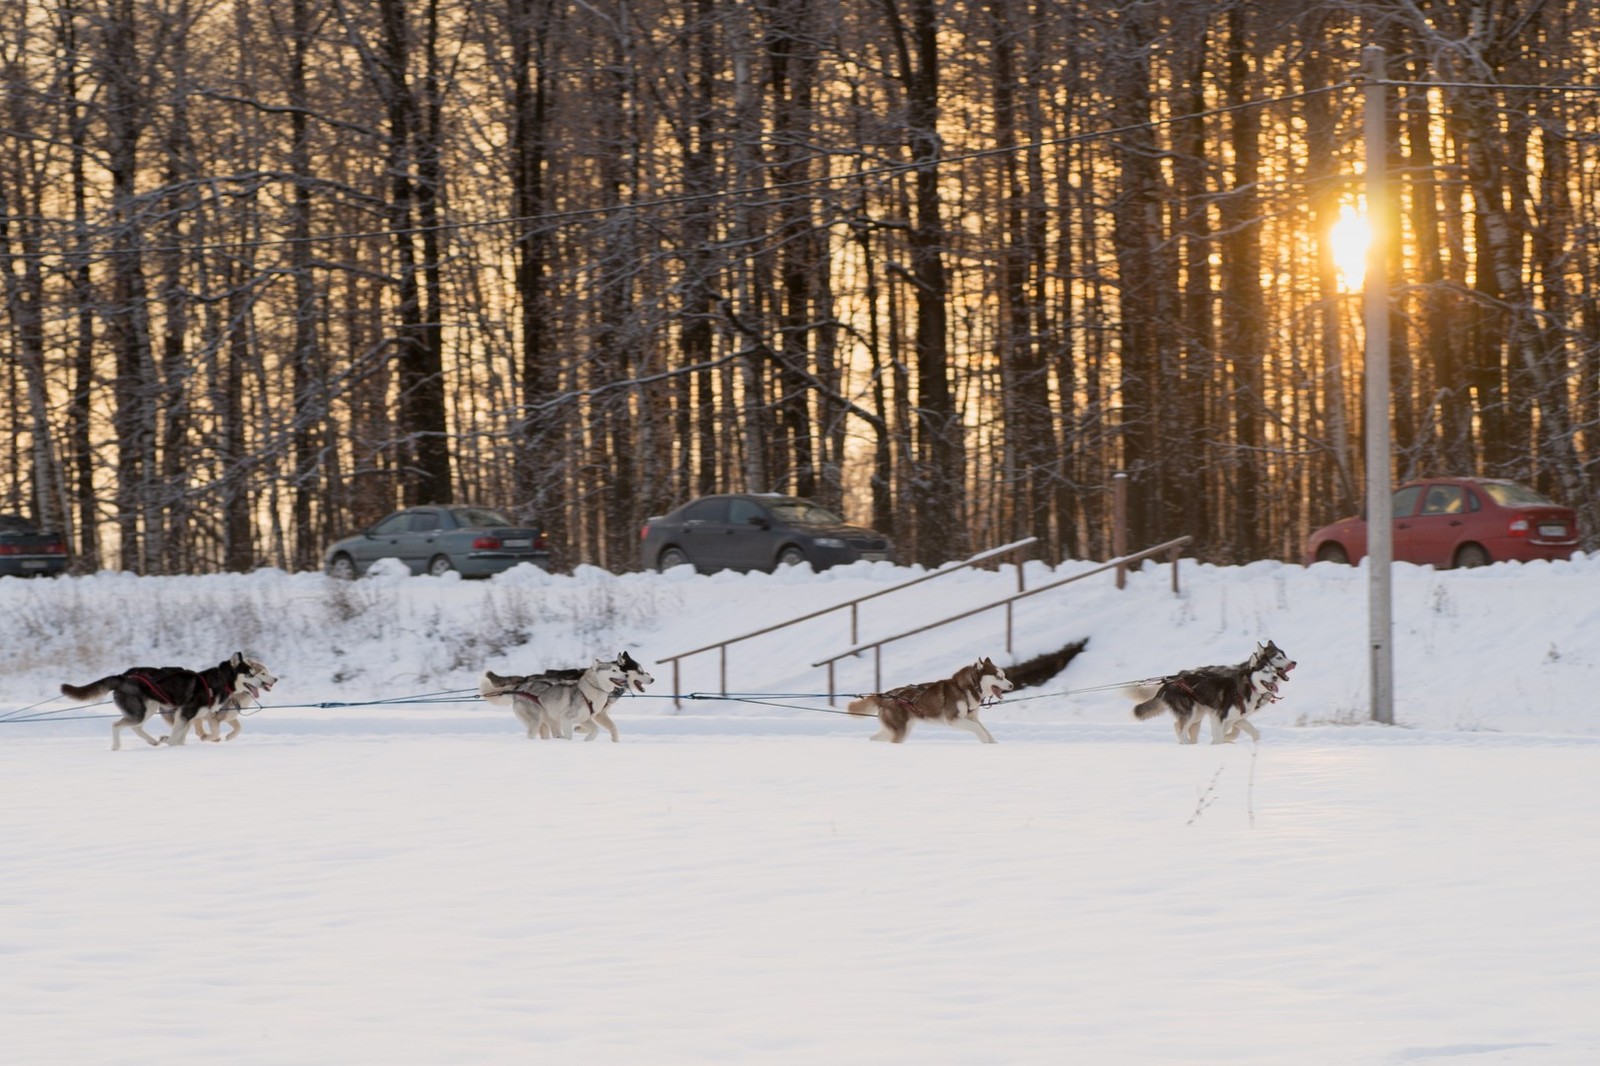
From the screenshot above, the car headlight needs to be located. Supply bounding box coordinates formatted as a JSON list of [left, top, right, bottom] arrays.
[[814, 537, 846, 549]]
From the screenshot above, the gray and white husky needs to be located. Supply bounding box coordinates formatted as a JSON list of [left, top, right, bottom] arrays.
[[479, 652, 651, 741], [1125, 641, 1295, 744]]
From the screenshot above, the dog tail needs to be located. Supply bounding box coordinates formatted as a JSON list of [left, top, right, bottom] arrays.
[[846, 695, 877, 716], [1123, 683, 1168, 720], [60, 677, 120, 702], [478, 671, 517, 705]]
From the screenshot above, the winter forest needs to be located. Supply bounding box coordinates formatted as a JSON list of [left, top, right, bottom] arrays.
[[3, 0, 1599, 575]]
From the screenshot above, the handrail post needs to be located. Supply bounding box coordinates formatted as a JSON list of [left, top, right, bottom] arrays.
[[827, 660, 836, 706], [1113, 472, 1129, 589], [672, 659, 681, 710], [719, 645, 727, 698], [874, 644, 882, 692], [1170, 545, 1182, 593], [1015, 542, 1026, 593], [851, 602, 858, 645], [1005, 602, 1014, 653]]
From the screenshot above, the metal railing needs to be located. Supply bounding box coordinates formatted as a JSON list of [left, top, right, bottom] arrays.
[[657, 537, 1037, 707], [811, 536, 1193, 703]]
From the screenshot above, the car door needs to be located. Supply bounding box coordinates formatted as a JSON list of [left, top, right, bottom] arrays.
[[673, 497, 733, 569], [1407, 484, 1468, 567], [1388, 485, 1426, 564], [405, 509, 444, 571], [347, 512, 407, 572], [726, 497, 779, 570]]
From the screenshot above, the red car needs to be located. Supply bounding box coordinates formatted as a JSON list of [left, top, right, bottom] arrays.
[[1306, 477, 1580, 569]]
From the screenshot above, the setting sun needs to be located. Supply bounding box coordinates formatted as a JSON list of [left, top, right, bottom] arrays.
[[1330, 202, 1372, 289]]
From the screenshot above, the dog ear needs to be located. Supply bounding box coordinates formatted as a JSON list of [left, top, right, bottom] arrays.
[[231, 651, 245, 667]]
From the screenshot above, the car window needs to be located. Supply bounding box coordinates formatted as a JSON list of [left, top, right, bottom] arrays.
[[767, 501, 843, 526], [451, 507, 513, 528], [0, 515, 33, 534], [371, 513, 411, 535], [1421, 485, 1465, 515], [411, 511, 441, 532], [1391, 486, 1423, 518], [681, 498, 729, 523], [1479, 481, 1558, 507], [729, 499, 767, 524]]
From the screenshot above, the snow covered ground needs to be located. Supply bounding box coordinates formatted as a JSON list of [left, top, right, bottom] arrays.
[[3, 553, 1598, 1063]]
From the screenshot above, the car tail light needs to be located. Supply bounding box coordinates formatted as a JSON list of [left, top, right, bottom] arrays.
[[0, 544, 17, 555], [1507, 515, 1530, 537], [536, 532, 549, 550], [473, 536, 502, 549]]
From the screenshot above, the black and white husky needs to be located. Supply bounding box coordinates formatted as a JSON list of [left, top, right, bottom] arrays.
[[1125, 641, 1295, 745], [59, 652, 279, 750], [479, 652, 648, 741]]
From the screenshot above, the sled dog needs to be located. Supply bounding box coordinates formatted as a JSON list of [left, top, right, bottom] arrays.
[[59, 653, 279, 750], [1125, 641, 1295, 745], [479, 655, 637, 740], [846, 656, 1014, 743], [520, 650, 654, 741], [193, 689, 256, 743]]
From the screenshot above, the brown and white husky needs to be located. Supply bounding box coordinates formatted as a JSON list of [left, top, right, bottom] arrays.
[[847, 657, 1014, 743]]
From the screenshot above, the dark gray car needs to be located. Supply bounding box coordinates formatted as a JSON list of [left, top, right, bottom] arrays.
[[0, 514, 69, 578], [639, 494, 893, 573], [325, 506, 551, 578]]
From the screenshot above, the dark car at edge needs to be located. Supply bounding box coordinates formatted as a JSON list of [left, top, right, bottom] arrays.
[[639, 494, 893, 574], [324, 505, 551, 579], [0, 515, 69, 578]]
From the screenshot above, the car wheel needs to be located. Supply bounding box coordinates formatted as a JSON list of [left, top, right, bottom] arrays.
[[328, 553, 357, 580], [1454, 543, 1490, 569], [1315, 543, 1350, 565], [427, 554, 455, 577], [657, 546, 690, 571], [776, 545, 807, 568]]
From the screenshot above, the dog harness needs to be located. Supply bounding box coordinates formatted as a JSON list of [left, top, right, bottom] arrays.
[[513, 687, 595, 715], [129, 669, 235, 710], [1170, 676, 1248, 718], [130, 671, 216, 707]]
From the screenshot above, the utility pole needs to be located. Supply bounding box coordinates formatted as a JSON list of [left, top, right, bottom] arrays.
[[1363, 45, 1394, 725]]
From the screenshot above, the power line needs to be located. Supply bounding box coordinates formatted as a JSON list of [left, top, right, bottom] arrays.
[[1380, 78, 1600, 93]]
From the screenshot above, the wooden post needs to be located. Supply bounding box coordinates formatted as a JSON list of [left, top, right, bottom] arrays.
[[1113, 472, 1129, 589]]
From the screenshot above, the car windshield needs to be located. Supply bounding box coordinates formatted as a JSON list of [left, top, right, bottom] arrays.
[[1479, 482, 1559, 508], [767, 500, 843, 526], [0, 515, 34, 533], [451, 507, 516, 528]]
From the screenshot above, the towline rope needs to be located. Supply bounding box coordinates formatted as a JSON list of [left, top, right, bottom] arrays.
[[3, 676, 1160, 726]]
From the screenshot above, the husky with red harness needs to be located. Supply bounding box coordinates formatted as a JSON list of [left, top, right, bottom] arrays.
[[847, 657, 1014, 743], [1125, 641, 1295, 745], [59, 652, 278, 750]]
